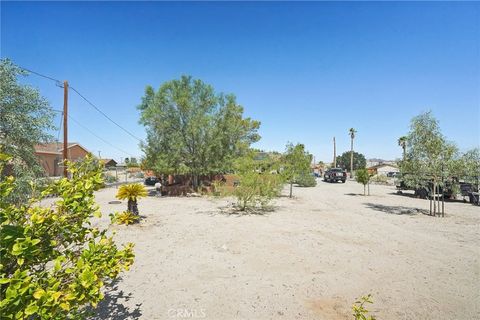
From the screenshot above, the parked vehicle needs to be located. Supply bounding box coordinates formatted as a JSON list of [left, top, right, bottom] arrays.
[[324, 168, 347, 183], [144, 176, 160, 186]]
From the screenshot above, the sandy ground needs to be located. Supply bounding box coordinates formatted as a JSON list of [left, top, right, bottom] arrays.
[[81, 179, 479, 320]]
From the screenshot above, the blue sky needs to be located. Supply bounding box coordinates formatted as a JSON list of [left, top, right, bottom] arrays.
[[2, 1, 479, 162]]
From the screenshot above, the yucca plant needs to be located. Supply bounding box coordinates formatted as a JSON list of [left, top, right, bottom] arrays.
[[116, 183, 148, 215]]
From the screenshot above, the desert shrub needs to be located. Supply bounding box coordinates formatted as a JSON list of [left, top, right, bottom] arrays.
[[0, 154, 134, 319], [110, 211, 140, 225], [116, 183, 147, 216], [296, 173, 317, 187], [211, 180, 227, 197], [352, 294, 376, 320], [370, 174, 388, 184], [355, 169, 371, 195], [234, 154, 283, 211], [103, 174, 118, 184]]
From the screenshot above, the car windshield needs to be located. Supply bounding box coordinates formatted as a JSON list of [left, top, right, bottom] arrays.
[[331, 169, 343, 172]]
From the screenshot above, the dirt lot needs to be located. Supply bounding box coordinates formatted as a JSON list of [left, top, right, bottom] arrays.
[[83, 179, 479, 320]]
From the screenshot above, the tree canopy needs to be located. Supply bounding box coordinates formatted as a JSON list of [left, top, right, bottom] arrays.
[[282, 143, 312, 197], [335, 151, 366, 171], [138, 76, 260, 186], [400, 111, 458, 187], [0, 59, 55, 202]]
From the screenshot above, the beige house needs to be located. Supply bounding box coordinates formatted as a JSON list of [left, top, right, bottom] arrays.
[[35, 142, 90, 176], [367, 163, 399, 176]]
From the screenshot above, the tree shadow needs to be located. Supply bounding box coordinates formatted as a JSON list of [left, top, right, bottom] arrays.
[[88, 281, 142, 320], [363, 202, 428, 215], [216, 204, 274, 216], [344, 193, 363, 196]]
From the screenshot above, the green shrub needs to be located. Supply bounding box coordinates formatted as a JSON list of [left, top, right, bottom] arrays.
[[103, 174, 118, 184], [370, 174, 388, 184], [0, 154, 134, 319], [355, 169, 371, 195], [352, 294, 376, 320], [296, 173, 317, 187], [233, 153, 283, 212]]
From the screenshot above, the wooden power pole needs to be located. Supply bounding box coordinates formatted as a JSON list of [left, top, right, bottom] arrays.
[[63, 81, 69, 178], [333, 136, 336, 167]]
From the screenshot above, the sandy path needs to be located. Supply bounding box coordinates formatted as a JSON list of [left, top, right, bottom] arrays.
[[88, 180, 479, 320]]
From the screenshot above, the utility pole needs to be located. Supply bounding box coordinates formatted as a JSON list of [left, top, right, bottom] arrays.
[[333, 137, 337, 167], [98, 151, 101, 159], [63, 81, 69, 178]]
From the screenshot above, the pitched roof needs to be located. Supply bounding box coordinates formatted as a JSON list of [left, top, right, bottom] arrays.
[[367, 163, 398, 170], [35, 142, 90, 154]]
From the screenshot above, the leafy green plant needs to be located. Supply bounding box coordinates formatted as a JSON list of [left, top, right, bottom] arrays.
[[282, 143, 313, 197], [0, 154, 134, 319], [211, 180, 227, 197], [355, 169, 371, 195], [116, 183, 147, 216], [295, 172, 317, 187], [110, 211, 140, 225], [233, 153, 283, 212], [352, 294, 376, 320]]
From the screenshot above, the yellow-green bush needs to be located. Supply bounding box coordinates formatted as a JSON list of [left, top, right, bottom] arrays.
[[0, 155, 134, 319], [110, 211, 140, 225]]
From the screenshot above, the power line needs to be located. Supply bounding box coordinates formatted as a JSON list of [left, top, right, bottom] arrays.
[[69, 86, 142, 142], [67, 114, 136, 158], [19, 66, 63, 86], [20, 65, 143, 143]]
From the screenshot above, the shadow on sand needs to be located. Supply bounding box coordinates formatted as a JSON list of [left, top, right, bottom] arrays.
[[363, 202, 428, 215], [89, 282, 142, 320]]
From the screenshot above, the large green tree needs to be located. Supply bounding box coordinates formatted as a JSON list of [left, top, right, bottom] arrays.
[[138, 76, 260, 188], [282, 143, 312, 198], [335, 151, 366, 171], [0, 59, 55, 202]]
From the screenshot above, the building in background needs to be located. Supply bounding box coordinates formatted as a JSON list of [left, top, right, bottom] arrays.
[[35, 142, 91, 176], [367, 163, 399, 176], [100, 158, 118, 168]]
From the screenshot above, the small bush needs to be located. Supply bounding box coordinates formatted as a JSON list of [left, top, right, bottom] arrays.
[[103, 174, 118, 184], [355, 169, 371, 195], [110, 211, 140, 225], [370, 174, 388, 184], [211, 180, 227, 197], [0, 154, 134, 319], [296, 173, 317, 187], [352, 294, 376, 320], [233, 153, 283, 212]]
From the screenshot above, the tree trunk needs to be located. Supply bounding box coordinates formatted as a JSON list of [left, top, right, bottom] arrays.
[[289, 182, 293, 198], [350, 138, 354, 178], [363, 184, 366, 196], [128, 199, 139, 216]]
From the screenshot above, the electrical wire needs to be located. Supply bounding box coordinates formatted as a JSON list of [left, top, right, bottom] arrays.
[[20, 65, 143, 143], [19, 66, 63, 86], [67, 114, 136, 157], [69, 86, 143, 142]]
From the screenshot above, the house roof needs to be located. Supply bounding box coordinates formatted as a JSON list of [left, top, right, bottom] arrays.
[[367, 163, 398, 170], [35, 142, 90, 155], [100, 158, 117, 165]]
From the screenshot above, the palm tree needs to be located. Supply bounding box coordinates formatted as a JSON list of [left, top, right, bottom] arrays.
[[349, 128, 357, 177], [116, 183, 148, 215], [398, 136, 407, 160]]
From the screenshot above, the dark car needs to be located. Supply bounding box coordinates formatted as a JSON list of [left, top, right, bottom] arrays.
[[324, 168, 347, 183], [144, 176, 160, 186]]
